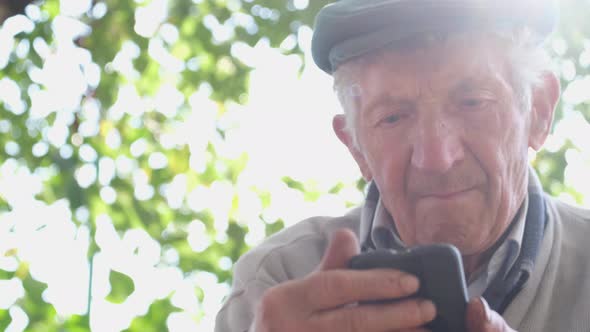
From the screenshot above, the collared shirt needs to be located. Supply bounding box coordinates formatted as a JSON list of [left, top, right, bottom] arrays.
[[366, 195, 528, 299]]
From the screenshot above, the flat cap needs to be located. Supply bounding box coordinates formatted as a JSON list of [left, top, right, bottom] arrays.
[[311, 0, 558, 74]]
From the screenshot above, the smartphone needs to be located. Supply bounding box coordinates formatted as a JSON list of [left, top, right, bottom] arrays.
[[348, 244, 468, 332]]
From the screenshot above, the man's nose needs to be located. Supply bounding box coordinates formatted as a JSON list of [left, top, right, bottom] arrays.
[[410, 118, 464, 173]]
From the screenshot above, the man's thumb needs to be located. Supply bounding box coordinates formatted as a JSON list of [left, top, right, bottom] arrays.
[[318, 228, 360, 271]]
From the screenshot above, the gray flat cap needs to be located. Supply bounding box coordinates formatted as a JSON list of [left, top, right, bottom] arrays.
[[311, 0, 558, 74]]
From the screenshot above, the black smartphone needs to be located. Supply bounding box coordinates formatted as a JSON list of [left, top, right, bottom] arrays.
[[348, 244, 468, 332]]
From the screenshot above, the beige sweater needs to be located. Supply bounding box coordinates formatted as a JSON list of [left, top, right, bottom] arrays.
[[215, 195, 590, 332], [503, 195, 590, 331]]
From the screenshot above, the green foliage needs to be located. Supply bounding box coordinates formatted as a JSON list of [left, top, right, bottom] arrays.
[[0, 309, 10, 331], [265, 218, 285, 237], [127, 298, 179, 332], [18, 274, 56, 332], [106, 270, 135, 304], [0, 0, 589, 331], [0, 269, 14, 280], [282, 176, 324, 202]]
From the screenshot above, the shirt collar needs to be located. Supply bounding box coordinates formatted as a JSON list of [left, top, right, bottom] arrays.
[[468, 195, 527, 297]]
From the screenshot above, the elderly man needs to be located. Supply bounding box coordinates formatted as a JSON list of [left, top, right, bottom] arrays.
[[216, 0, 590, 331]]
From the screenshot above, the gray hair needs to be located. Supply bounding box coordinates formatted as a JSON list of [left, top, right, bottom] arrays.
[[333, 28, 554, 149]]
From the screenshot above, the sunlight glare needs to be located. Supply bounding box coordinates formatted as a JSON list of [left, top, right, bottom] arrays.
[[134, 0, 168, 38]]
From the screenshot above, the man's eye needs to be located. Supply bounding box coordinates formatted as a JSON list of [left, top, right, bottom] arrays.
[[460, 98, 490, 109], [381, 114, 401, 124]]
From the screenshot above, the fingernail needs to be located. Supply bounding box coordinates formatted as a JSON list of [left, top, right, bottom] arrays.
[[419, 299, 436, 320], [400, 275, 419, 292]]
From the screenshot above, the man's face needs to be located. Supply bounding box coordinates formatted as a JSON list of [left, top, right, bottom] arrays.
[[338, 36, 554, 256]]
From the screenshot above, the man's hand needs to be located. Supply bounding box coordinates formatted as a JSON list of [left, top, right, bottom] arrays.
[[466, 297, 517, 332], [252, 229, 436, 332]]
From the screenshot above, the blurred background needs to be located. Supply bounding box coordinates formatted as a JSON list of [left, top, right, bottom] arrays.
[[0, 0, 589, 331]]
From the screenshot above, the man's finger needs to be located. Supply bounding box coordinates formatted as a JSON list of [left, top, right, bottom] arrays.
[[312, 298, 436, 332], [318, 228, 360, 271], [466, 297, 516, 332], [300, 269, 420, 310]]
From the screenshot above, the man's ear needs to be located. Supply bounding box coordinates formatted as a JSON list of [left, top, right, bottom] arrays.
[[332, 114, 373, 181], [529, 72, 560, 150]]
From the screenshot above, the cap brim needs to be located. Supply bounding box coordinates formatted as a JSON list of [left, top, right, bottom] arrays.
[[312, 0, 558, 74]]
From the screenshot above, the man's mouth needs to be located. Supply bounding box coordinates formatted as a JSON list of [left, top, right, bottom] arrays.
[[419, 187, 475, 200]]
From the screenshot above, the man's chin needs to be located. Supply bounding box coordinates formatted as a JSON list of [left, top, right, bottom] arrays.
[[413, 222, 484, 254]]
